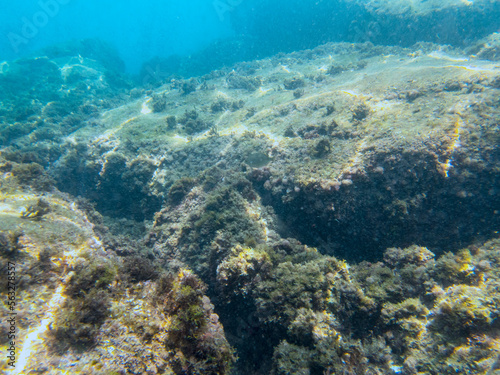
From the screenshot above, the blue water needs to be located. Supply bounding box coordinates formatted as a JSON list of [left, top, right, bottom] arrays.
[[2, 0, 499, 76], [0, 0, 233, 73]]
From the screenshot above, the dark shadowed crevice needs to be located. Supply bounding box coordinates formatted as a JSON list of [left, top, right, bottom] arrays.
[[251, 150, 500, 263]]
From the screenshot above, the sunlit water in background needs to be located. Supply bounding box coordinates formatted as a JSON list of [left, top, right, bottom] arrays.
[[1, 1, 500, 374]]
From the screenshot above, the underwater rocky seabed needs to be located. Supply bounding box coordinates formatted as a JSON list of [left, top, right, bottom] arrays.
[[144, 0, 500, 80], [0, 33, 500, 374]]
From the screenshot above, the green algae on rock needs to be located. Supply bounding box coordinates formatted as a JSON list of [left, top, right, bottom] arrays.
[[0, 163, 234, 374], [0, 36, 499, 374]]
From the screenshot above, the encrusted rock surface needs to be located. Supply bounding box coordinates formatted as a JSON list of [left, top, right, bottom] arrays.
[[1, 37, 499, 374]]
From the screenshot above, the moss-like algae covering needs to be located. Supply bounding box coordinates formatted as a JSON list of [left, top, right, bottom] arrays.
[[0, 36, 499, 374]]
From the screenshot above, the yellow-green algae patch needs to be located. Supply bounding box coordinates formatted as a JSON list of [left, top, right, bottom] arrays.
[[0, 186, 104, 374], [64, 46, 500, 190], [1, 40, 499, 374], [0, 168, 234, 374]]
